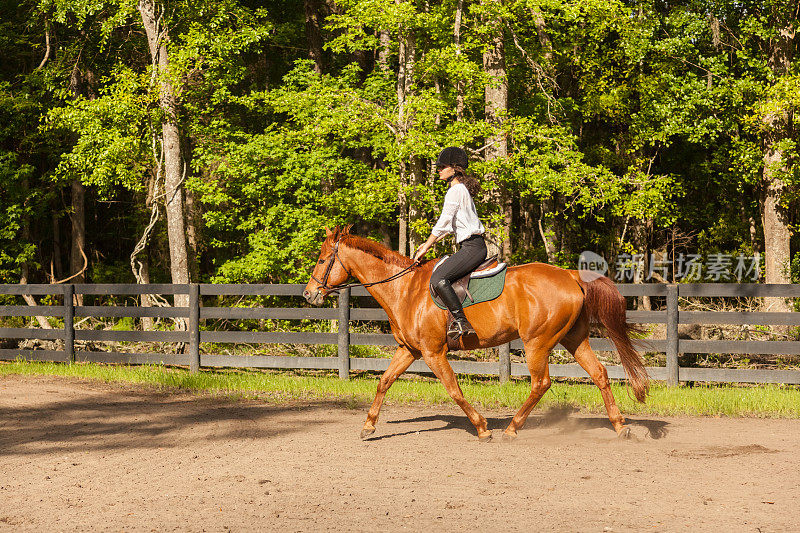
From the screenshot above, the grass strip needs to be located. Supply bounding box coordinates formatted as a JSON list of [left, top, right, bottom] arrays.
[[1, 360, 799, 418]]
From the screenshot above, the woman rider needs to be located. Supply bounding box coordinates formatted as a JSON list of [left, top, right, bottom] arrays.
[[411, 147, 488, 341]]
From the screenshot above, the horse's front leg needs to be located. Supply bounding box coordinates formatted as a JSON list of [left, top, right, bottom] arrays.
[[424, 347, 492, 441], [361, 345, 417, 439]]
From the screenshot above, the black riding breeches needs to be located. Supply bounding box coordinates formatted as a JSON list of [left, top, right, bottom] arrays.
[[429, 235, 488, 317]]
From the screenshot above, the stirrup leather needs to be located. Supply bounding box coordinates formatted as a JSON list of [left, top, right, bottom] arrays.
[[447, 318, 475, 341]]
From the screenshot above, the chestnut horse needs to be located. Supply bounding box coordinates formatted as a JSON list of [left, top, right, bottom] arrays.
[[303, 226, 649, 441]]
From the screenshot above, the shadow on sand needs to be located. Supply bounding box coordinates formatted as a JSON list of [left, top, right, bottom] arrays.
[[372, 406, 670, 441], [0, 385, 342, 457]]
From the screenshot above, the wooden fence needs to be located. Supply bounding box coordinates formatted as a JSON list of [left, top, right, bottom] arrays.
[[1, 283, 800, 385]]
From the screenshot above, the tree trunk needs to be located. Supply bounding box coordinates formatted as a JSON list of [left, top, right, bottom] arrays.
[[304, 0, 324, 74], [519, 200, 537, 254], [70, 180, 86, 285], [68, 62, 87, 303], [353, 49, 372, 80], [20, 177, 53, 330], [396, 11, 414, 256], [399, 30, 424, 254], [762, 156, 791, 294], [51, 211, 62, 280], [185, 187, 201, 282], [398, 163, 409, 257], [138, 0, 191, 316], [379, 223, 393, 249], [530, 6, 560, 123], [538, 198, 557, 263], [502, 188, 513, 259], [482, 0, 510, 260], [629, 218, 652, 311], [529, 8, 562, 265], [139, 249, 154, 331], [761, 24, 795, 312], [531, 7, 553, 64], [408, 156, 425, 253], [378, 30, 390, 71], [454, 0, 465, 120], [132, 179, 159, 331]]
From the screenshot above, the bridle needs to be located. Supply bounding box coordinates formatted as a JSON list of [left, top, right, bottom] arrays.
[[310, 238, 417, 294], [310, 240, 353, 291]]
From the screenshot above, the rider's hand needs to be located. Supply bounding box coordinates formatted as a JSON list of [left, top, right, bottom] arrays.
[[411, 246, 426, 264]]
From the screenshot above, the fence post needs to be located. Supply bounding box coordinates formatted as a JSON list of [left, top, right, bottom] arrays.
[[499, 343, 511, 383], [338, 288, 351, 380], [64, 284, 75, 364], [666, 283, 679, 386], [189, 284, 200, 373]]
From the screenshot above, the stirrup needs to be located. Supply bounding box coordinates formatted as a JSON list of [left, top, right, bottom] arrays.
[[447, 318, 475, 341]]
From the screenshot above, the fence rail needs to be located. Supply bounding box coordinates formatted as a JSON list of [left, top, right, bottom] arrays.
[[1, 283, 799, 385]]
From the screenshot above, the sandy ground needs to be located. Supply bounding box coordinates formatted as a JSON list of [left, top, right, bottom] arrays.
[[1, 375, 799, 532]]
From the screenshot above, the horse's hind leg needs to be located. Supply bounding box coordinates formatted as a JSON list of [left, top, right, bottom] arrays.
[[561, 320, 628, 436], [502, 339, 552, 441], [361, 345, 417, 439]]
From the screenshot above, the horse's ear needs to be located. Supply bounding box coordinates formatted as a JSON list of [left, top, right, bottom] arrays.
[[325, 226, 333, 237]]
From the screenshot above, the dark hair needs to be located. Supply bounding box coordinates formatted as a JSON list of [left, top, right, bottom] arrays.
[[452, 165, 481, 196], [437, 147, 468, 170]]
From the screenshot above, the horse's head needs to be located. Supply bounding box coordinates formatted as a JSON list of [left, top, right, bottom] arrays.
[[303, 226, 353, 306]]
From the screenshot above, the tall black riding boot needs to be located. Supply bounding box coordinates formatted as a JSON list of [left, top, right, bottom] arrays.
[[433, 279, 476, 341]]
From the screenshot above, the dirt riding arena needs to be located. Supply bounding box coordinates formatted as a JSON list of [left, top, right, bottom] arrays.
[[1, 376, 798, 532]]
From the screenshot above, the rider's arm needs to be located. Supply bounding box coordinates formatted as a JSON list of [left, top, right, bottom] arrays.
[[430, 186, 460, 238], [412, 233, 447, 262], [412, 186, 462, 262]]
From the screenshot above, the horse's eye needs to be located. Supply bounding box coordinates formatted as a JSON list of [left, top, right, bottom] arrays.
[[318, 259, 325, 264]]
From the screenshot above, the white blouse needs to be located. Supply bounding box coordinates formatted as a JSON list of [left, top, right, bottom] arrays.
[[431, 183, 485, 243]]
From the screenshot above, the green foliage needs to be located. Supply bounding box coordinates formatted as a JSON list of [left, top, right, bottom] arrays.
[[1, 0, 797, 287], [45, 67, 154, 196]]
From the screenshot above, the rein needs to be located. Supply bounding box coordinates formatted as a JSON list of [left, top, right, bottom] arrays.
[[310, 239, 417, 293]]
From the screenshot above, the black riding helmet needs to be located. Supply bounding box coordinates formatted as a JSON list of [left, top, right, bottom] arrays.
[[435, 146, 468, 171]]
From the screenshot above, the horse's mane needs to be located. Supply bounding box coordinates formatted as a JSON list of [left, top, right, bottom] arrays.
[[326, 225, 435, 270], [342, 234, 414, 267]]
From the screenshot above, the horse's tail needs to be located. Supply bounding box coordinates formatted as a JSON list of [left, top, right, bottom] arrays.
[[582, 275, 650, 403]]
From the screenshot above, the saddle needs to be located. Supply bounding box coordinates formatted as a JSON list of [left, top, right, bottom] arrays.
[[430, 255, 502, 309], [429, 255, 509, 352]]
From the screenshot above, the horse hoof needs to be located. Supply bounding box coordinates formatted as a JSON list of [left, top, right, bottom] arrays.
[[360, 428, 375, 440], [502, 432, 517, 442], [617, 426, 631, 440], [478, 432, 493, 443]]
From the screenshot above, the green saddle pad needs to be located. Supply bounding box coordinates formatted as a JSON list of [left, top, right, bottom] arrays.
[[430, 264, 508, 309]]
